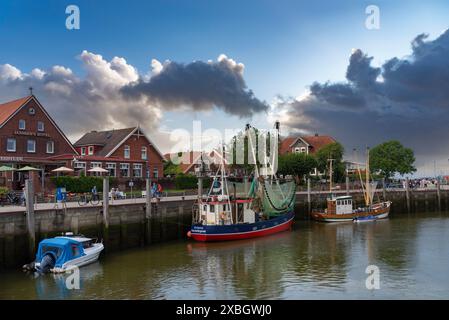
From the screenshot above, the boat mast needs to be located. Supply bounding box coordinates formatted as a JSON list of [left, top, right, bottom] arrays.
[[366, 147, 371, 207], [328, 158, 334, 194]]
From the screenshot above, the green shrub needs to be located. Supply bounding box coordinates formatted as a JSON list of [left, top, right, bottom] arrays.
[[0, 187, 9, 195], [51, 176, 112, 193]]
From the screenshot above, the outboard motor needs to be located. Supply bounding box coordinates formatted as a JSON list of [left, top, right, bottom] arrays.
[[37, 254, 55, 274]]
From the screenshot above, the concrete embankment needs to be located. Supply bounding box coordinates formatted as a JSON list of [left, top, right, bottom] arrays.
[[1, 187, 448, 269]]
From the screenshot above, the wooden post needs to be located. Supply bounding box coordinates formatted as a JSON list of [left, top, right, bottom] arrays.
[[145, 177, 152, 244], [405, 177, 411, 213], [382, 177, 386, 200], [24, 179, 35, 260], [345, 176, 350, 195], [307, 178, 311, 214], [437, 179, 441, 211], [102, 177, 109, 228]]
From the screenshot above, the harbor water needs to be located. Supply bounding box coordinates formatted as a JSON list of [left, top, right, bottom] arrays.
[[1, 212, 448, 299]]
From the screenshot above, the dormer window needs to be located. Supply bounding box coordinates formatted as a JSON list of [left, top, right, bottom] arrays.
[[141, 146, 147, 160], [37, 121, 44, 132], [19, 119, 26, 130], [124, 145, 130, 159], [81, 147, 86, 156], [88, 146, 94, 155]]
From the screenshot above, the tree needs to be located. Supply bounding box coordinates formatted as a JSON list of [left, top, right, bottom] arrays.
[[277, 153, 317, 183], [369, 140, 416, 179], [314, 142, 345, 182]]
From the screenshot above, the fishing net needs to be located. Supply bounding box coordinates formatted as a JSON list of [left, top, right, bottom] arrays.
[[261, 180, 296, 217]]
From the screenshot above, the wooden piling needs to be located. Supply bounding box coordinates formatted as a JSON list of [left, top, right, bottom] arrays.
[[405, 177, 411, 213], [437, 180, 441, 210], [24, 179, 35, 260], [102, 177, 109, 228], [145, 178, 152, 245], [307, 178, 311, 214], [345, 176, 350, 195], [382, 177, 386, 200]]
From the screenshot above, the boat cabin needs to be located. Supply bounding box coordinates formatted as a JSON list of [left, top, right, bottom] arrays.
[[326, 195, 353, 215], [199, 197, 256, 225], [36, 237, 85, 268]]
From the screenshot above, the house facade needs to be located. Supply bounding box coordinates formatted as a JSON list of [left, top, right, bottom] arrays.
[[280, 134, 337, 176], [0, 95, 78, 191], [72, 127, 165, 180]]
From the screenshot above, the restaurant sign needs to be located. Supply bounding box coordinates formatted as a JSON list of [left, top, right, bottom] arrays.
[[0, 156, 24, 162], [14, 130, 50, 138]]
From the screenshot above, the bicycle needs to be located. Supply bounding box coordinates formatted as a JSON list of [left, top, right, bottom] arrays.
[[78, 192, 100, 206]]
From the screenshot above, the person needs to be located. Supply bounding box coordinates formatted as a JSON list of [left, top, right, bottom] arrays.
[[91, 185, 98, 200], [157, 183, 163, 198], [151, 182, 158, 198]]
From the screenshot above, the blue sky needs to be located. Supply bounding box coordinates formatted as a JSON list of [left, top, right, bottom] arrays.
[[1, 0, 449, 175]]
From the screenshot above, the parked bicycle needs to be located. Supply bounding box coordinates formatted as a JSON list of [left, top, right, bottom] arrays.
[[6, 191, 22, 205], [78, 192, 100, 206]]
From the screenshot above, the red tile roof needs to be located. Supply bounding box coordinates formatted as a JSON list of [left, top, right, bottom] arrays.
[[279, 135, 336, 155], [302, 135, 336, 153], [0, 96, 32, 125], [165, 151, 203, 174]]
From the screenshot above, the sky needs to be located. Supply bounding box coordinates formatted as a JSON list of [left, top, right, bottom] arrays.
[[1, 0, 449, 176]]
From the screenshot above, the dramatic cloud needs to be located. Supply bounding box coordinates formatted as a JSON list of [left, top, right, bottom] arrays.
[[0, 52, 266, 145], [273, 29, 449, 173], [121, 54, 268, 117]]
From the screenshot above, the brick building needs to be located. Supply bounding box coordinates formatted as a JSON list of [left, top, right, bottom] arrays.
[[0, 95, 77, 191], [71, 127, 165, 180]]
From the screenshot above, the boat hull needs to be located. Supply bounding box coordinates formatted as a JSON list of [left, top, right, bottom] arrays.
[[189, 210, 295, 242], [311, 201, 391, 223]]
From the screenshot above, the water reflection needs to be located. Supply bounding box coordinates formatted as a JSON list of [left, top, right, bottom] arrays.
[[1, 213, 449, 299]]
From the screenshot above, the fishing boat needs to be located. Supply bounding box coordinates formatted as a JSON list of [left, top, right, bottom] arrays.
[[311, 149, 391, 223], [187, 124, 296, 242], [24, 233, 104, 273]]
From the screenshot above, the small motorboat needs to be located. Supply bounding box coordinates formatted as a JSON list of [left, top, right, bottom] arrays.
[[24, 233, 104, 273]]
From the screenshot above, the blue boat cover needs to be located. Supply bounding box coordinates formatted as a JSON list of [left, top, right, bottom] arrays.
[[36, 237, 85, 268]]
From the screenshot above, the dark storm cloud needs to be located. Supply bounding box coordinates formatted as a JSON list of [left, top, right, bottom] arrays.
[[280, 29, 449, 170], [121, 56, 269, 117]]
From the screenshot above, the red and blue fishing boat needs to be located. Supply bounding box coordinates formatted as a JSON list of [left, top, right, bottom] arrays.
[[188, 124, 296, 242]]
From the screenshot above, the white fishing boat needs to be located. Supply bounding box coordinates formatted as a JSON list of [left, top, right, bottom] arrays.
[[25, 233, 104, 273]]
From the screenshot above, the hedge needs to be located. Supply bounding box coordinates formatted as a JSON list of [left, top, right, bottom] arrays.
[[174, 174, 212, 190], [51, 176, 118, 193]]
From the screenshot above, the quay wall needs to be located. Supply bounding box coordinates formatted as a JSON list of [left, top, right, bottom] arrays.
[[1, 189, 448, 269]]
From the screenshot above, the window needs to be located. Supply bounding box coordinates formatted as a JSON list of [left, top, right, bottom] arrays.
[[46, 141, 54, 154], [141, 146, 147, 160], [6, 138, 16, 152], [27, 140, 36, 153], [210, 205, 215, 212], [106, 163, 116, 177], [124, 145, 130, 159], [19, 119, 26, 130], [300, 147, 306, 153], [74, 162, 86, 169], [133, 164, 142, 177], [28, 107, 35, 115], [81, 147, 86, 155], [37, 121, 44, 132], [90, 162, 102, 168], [153, 167, 158, 178], [294, 147, 300, 153], [88, 146, 94, 155], [120, 163, 130, 177]]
